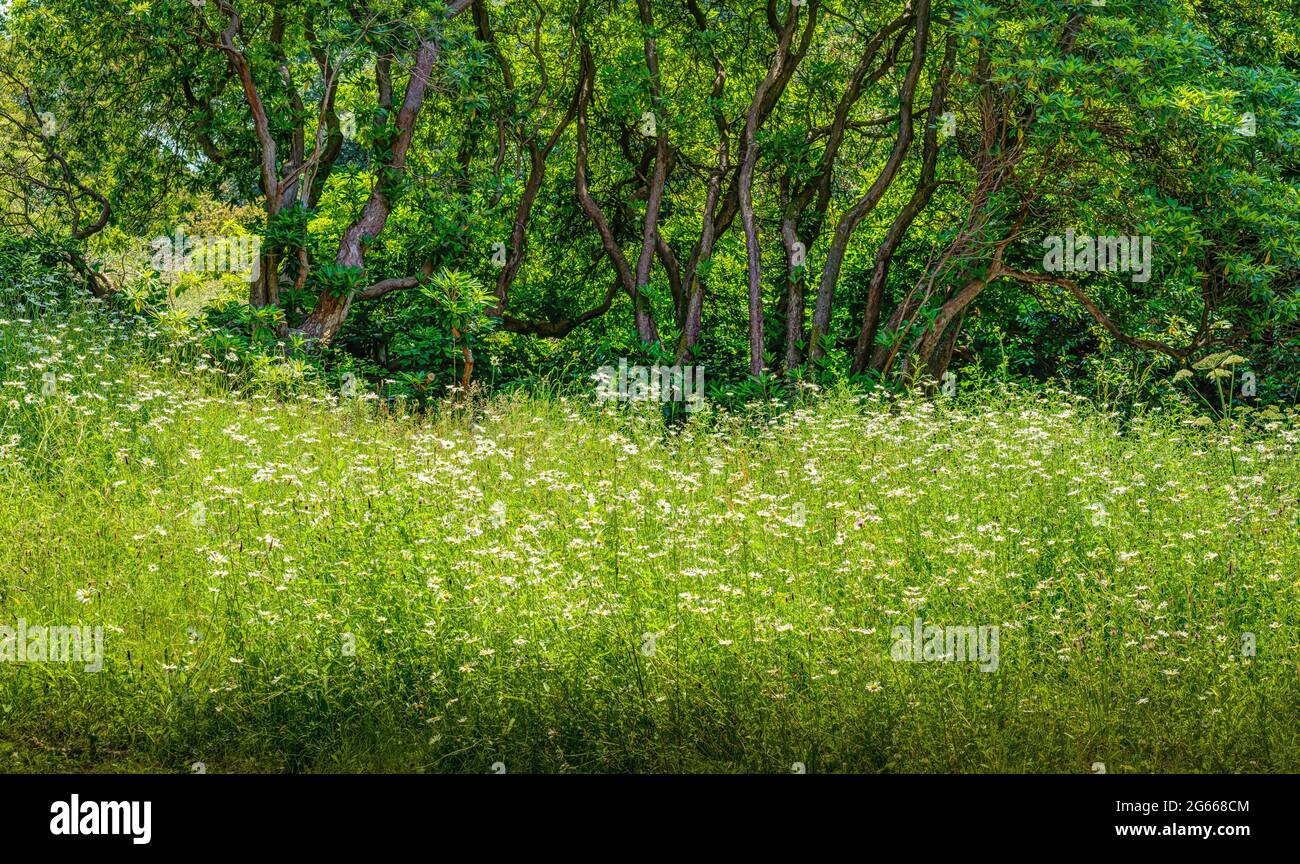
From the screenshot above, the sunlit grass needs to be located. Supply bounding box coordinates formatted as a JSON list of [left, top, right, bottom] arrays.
[[0, 289, 1297, 773]]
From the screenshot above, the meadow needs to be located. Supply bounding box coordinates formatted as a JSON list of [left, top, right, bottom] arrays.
[[0, 287, 1297, 774]]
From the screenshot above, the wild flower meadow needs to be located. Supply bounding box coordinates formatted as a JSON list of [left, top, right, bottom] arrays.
[[0, 287, 1296, 773]]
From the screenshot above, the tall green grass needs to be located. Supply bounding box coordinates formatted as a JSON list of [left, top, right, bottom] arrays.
[[0, 287, 1297, 772]]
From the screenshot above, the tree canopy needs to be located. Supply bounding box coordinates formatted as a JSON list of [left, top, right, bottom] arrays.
[[1, 0, 1296, 402]]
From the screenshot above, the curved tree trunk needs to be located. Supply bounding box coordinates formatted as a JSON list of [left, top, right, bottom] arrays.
[[298, 30, 447, 342], [738, 5, 809, 376], [808, 0, 931, 362], [852, 33, 957, 375]]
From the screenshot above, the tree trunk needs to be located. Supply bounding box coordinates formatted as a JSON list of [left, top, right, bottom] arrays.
[[808, 0, 931, 362], [781, 217, 805, 370], [298, 34, 445, 342], [903, 273, 989, 382], [852, 33, 957, 375], [738, 8, 805, 377]]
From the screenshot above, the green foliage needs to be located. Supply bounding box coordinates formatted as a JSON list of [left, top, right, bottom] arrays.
[[0, 232, 70, 307], [420, 267, 495, 339], [262, 207, 312, 256], [310, 262, 366, 301], [5, 0, 1295, 400]]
